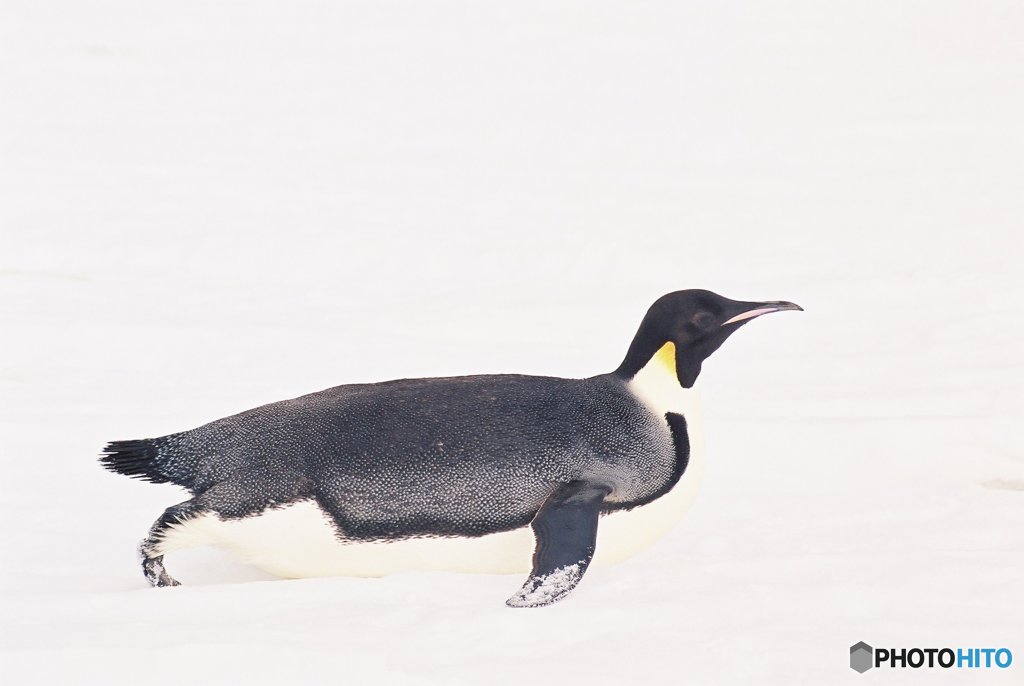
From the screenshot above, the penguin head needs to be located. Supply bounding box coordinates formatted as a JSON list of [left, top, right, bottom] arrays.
[[616, 289, 802, 387]]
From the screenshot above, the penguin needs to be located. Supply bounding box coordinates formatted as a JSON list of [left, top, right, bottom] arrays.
[[100, 289, 801, 607]]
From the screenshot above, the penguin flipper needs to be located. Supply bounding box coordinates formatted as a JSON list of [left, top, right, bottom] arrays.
[[506, 480, 611, 608]]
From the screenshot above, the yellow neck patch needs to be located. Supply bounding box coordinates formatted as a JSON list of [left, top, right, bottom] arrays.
[[652, 341, 677, 374]]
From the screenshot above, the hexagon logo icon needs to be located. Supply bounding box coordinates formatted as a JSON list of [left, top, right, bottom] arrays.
[[850, 642, 874, 673]]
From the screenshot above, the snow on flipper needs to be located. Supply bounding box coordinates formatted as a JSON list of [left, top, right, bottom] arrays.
[[506, 563, 585, 608]]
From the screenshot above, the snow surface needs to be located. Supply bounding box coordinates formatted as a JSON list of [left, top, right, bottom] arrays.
[[2, 1, 1022, 684]]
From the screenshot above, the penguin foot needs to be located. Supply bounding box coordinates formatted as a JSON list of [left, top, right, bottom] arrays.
[[141, 553, 181, 587], [137, 499, 204, 588]]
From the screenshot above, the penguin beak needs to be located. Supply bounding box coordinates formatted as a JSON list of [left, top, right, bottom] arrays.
[[720, 301, 803, 326]]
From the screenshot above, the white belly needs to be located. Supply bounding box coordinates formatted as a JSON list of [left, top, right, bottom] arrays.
[[158, 499, 536, 577], [158, 357, 705, 579]]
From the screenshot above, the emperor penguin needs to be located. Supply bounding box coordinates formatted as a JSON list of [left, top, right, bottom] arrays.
[[100, 289, 801, 607]]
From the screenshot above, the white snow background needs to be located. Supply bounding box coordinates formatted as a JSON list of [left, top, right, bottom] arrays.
[[2, 2, 1022, 684]]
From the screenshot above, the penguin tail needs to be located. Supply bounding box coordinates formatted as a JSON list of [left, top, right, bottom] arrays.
[[99, 438, 184, 486]]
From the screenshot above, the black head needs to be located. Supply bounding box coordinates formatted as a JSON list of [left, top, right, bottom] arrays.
[[615, 289, 802, 387]]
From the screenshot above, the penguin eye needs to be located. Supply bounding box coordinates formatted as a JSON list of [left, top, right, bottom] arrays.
[[691, 311, 716, 331]]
